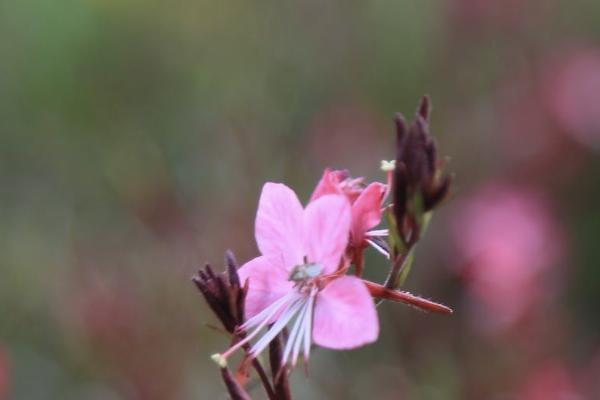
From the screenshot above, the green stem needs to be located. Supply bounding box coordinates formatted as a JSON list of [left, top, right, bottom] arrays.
[[379, 235, 418, 307]]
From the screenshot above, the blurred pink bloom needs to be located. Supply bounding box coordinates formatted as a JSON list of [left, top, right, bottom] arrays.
[[581, 349, 600, 397], [310, 169, 386, 250], [452, 184, 563, 330], [546, 48, 600, 150], [215, 183, 378, 367], [517, 360, 580, 400]]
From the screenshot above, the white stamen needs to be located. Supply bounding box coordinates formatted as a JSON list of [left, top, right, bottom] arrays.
[[215, 277, 321, 368], [242, 291, 299, 331], [282, 297, 310, 365], [216, 292, 298, 361], [366, 229, 389, 237], [366, 238, 390, 259], [249, 296, 305, 357], [302, 289, 316, 361], [291, 297, 311, 365]]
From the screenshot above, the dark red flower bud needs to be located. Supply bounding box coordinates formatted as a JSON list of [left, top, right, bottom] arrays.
[[192, 250, 247, 334], [392, 96, 451, 244]]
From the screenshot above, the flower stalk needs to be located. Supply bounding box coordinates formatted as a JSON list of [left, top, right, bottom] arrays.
[[364, 280, 452, 314], [220, 366, 252, 400], [269, 331, 292, 400]]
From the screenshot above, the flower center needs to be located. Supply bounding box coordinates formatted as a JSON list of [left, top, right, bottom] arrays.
[[288, 262, 322, 282]]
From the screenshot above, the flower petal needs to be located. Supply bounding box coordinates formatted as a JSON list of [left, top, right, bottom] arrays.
[[237, 255, 294, 321], [351, 182, 385, 246], [312, 276, 379, 349], [304, 194, 351, 274], [309, 169, 345, 202], [255, 182, 305, 268]]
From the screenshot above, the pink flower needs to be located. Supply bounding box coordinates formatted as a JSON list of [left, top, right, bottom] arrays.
[[451, 184, 563, 330], [546, 48, 600, 150], [213, 182, 379, 367], [310, 169, 364, 203], [517, 360, 579, 400], [310, 169, 387, 252]]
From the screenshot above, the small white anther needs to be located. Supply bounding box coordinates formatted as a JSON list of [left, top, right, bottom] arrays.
[[380, 160, 396, 172], [211, 353, 227, 368]]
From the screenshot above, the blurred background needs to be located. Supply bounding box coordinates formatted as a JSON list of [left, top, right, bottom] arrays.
[[1, 0, 600, 399]]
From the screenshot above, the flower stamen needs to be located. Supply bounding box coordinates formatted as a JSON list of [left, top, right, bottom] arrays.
[[211, 291, 299, 366]]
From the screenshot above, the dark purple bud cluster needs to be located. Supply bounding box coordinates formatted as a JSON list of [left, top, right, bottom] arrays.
[[193, 252, 281, 400], [192, 250, 247, 334], [393, 96, 452, 245]]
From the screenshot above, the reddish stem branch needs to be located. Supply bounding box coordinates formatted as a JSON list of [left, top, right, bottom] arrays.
[[220, 367, 252, 400], [250, 357, 277, 400], [269, 333, 292, 400], [238, 339, 277, 400], [364, 280, 453, 315], [353, 248, 365, 276], [228, 334, 277, 400]]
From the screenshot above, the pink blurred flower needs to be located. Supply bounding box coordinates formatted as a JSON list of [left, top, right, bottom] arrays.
[[546, 48, 600, 150], [517, 360, 580, 400], [581, 348, 600, 397], [214, 183, 378, 367], [452, 184, 563, 330], [310, 169, 387, 251]]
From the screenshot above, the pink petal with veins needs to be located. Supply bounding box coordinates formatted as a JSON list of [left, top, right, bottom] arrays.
[[312, 276, 378, 349], [237, 255, 294, 321], [351, 182, 385, 246], [304, 195, 351, 274], [309, 169, 346, 202], [255, 183, 305, 269]]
